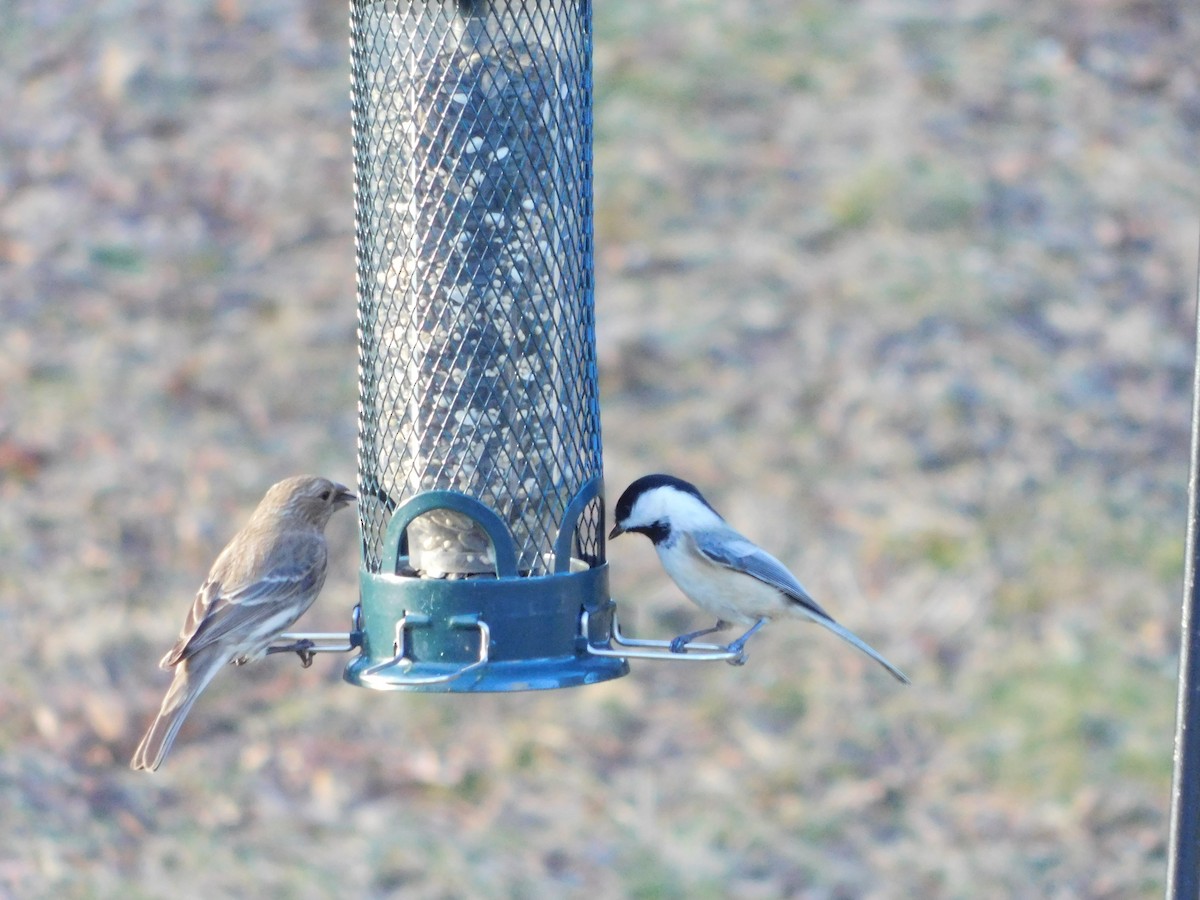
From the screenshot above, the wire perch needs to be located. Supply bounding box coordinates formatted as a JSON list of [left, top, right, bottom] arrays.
[[266, 632, 359, 668], [581, 608, 758, 666]]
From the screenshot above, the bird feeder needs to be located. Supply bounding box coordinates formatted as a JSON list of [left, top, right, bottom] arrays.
[[275, 0, 748, 686], [343, 0, 629, 691]]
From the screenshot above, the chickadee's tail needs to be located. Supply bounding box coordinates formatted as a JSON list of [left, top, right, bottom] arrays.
[[811, 615, 910, 684], [131, 647, 228, 772]]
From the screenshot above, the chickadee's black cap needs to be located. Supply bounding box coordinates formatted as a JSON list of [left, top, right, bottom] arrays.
[[611, 473, 717, 525]]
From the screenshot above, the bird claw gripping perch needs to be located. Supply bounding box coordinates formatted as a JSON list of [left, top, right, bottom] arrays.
[[265, 628, 360, 668], [266, 639, 318, 668]]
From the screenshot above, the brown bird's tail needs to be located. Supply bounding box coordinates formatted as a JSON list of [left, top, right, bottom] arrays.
[[130, 647, 228, 772]]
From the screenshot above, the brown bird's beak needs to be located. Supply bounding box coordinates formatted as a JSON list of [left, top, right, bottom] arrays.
[[335, 485, 357, 507], [608, 524, 625, 539]]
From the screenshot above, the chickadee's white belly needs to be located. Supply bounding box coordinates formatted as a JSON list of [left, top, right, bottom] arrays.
[[657, 542, 792, 624]]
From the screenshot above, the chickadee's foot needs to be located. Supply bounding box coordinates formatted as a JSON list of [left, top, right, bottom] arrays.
[[669, 621, 730, 653], [724, 618, 768, 663]]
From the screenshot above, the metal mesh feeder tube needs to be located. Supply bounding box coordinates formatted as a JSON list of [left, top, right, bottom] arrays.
[[346, 0, 625, 691]]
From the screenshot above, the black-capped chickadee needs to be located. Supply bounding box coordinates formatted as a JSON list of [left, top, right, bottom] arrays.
[[609, 474, 909, 682]]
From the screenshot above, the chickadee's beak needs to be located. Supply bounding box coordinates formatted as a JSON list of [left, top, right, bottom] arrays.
[[608, 524, 625, 539]]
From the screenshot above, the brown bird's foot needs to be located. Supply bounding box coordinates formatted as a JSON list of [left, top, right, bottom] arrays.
[[297, 642, 315, 668], [266, 639, 316, 668]]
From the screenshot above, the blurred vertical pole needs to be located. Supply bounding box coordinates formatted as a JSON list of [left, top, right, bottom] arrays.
[[1168, 235, 1200, 899]]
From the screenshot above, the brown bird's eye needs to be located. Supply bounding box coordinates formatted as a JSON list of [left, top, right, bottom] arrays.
[[319, 489, 331, 501]]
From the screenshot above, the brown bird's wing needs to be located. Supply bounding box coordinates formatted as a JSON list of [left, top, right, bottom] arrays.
[[161, 529, 328, 667]]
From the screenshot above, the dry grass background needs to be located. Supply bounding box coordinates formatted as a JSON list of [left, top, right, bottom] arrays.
[[2, 0, 1198, 896]]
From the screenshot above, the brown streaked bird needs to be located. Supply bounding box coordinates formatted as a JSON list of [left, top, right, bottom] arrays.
[[131, 475, 355, 772]]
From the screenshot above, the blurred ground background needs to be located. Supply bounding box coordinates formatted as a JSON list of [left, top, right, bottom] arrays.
[[2, 0, 1198, 896]]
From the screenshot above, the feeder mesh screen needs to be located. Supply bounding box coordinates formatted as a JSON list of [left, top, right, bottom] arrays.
[[351, 0, 602, 577]]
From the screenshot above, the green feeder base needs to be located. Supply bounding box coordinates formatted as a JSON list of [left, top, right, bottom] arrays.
[[344, 487, 628, 692]]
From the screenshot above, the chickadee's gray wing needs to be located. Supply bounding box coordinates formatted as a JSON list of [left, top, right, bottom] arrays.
[[693, 530, 835, 619], [694, 530, 910, 684]]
